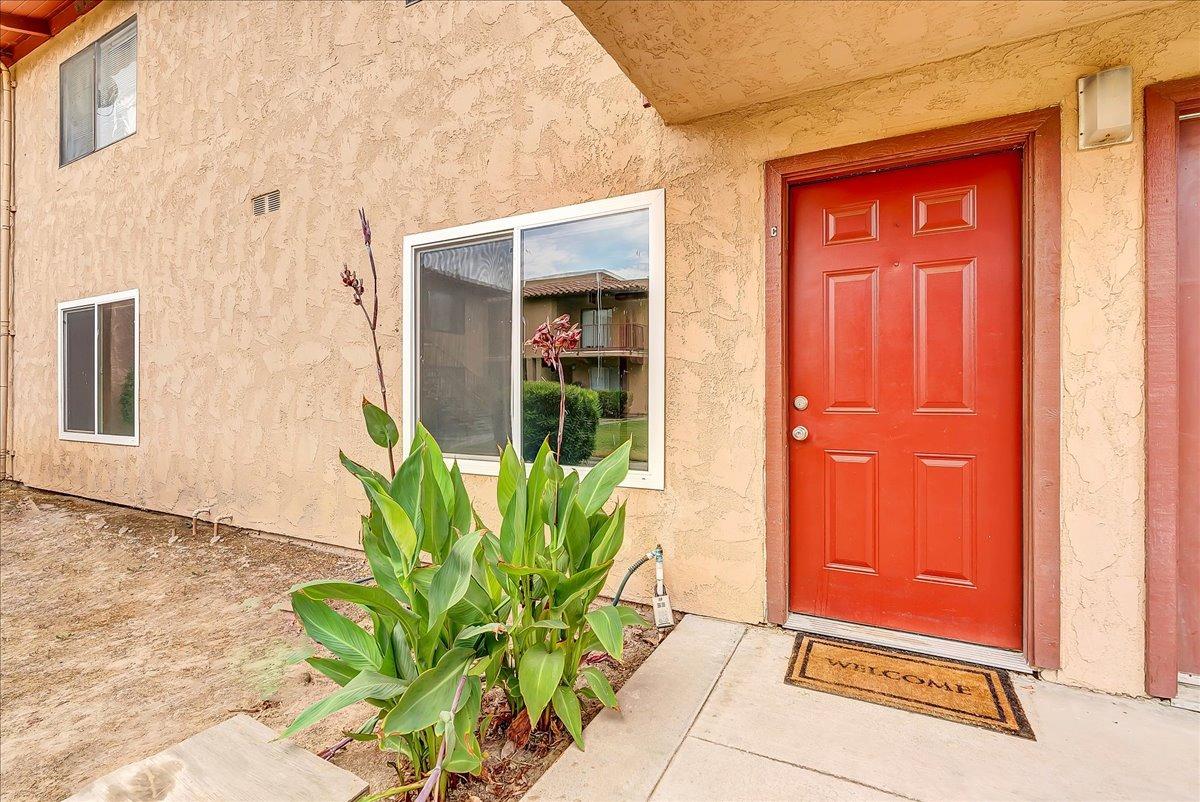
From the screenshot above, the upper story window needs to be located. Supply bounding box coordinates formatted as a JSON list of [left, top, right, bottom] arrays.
[[59, 290, 139, 446], [60, 17, 137, 166], [403, 190, 665, 489]]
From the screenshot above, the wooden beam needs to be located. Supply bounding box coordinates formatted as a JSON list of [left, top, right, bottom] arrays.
[[1, 13, 51, 38]]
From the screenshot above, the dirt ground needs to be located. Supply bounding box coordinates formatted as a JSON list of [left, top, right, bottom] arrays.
[[0, 483, 674, 802]]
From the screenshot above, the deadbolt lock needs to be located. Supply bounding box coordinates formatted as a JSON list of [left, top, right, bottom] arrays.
[[791, 425, 810, 442], [793, 395, 809, 410]]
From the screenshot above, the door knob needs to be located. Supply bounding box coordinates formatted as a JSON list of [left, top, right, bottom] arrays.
[[793, 395, 809, 410], [791, 425, 809, 442]]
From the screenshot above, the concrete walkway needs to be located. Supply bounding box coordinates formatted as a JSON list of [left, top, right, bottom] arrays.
[[528, 616, 1200, 802]]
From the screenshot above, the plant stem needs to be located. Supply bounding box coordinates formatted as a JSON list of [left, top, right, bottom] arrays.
[[555, 360, 566, 463], [360, 229, 396, 476]]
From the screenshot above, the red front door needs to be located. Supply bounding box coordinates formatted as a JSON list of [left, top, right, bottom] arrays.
[[787, 152, 1023, 649]]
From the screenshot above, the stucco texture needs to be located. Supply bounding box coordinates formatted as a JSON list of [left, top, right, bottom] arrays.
[[11, 0, 1200, 695]]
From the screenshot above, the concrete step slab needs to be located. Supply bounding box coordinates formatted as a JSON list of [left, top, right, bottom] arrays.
[[62, 714, 368, 802], [526, 615, 747, 802], [650, 737, 905, 802]]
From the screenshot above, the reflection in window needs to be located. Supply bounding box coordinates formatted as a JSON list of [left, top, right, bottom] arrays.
[[98, 299, 136, 436], [521, 209, 650, 470], [417, 237, 512, 459]]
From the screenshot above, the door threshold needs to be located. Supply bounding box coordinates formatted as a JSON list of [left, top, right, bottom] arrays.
[[1171, 673, 1200, 712], [783, 613, 1034, 674]]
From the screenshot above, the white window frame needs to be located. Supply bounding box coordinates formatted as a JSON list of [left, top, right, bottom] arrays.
[[402, 189, 665, 490], [57, 289, 140, 446]]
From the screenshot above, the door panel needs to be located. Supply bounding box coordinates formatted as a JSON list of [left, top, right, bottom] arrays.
[[787, 151, 1023, 649]]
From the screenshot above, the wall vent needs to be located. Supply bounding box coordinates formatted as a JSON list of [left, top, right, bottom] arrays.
[[252, 190, 281, 216]]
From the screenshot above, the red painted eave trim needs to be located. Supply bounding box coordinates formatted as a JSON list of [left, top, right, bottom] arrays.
[[1, 13, 52, 38], [0, 0, 100, 67]]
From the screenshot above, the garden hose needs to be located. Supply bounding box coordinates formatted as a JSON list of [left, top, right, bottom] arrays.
[[611, 546, 663, 606]]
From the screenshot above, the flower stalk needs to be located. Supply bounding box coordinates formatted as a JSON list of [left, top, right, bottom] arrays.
[[525, 314, 582, 462], [341, 208, 396, 475]]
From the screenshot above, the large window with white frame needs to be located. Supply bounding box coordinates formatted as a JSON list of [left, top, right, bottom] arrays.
[[58, 290, 139, 445], [403, 190, 664, 489]]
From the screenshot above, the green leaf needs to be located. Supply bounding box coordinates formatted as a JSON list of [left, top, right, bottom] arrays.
[[552, 686, 584, 750], [615, 604, 652, 628], [381, 647, 473, 735], [455, 622, 506, 643], [498, 483, 526, 565], [417, 422, 454, 508], [518, 647, 565, 728], [428, 531, 483, 623], [362, 399, 400, 450], [390, 624, 418, 681], [307, 656, 358, 687], [585, 606, 625, 661], [575, 440, 630, 515], [581, 667, 619, 710], [291, 594, 382, 671], [497, 562, 561, 590], [553, 560, 613, 608], [362, 520, 407, 602], [561, 499, 591, 570], [444, 676, 484, 774], [364, 482, 419, 567], [389, 443, 425, 526], [290, 580, 410, 621], [588, 504, 626, 568], [450, 463, 474, 537], [371, 612, 396, 677], [448, 578, 497, 625], [278, 669, 409, 740], [420, 460, 451, 561], [531, 617, 567, 630], [340, 450, 388, 486], [497, 442, 524, 514]]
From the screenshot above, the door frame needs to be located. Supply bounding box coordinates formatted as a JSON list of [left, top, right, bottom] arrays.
[[764, 108, 1062, 670], [1144, 76, 1200, 699]]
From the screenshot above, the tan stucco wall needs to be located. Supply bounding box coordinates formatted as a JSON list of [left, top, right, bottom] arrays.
[[12, 0, 1199, 695]]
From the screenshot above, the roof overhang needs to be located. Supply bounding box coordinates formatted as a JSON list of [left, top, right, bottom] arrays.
[[564, 0, 1174, 123], [2, 0, 100, 67]]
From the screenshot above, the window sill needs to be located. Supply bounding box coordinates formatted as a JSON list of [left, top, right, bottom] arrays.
[[59, 431, 139, 447], [448, 456, 663, 492]]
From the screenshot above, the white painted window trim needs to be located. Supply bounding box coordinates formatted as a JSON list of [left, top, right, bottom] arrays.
[[402, 189, 665, 490], [57, 288, 140, 446]]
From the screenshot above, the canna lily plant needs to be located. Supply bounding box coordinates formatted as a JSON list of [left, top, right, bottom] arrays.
[[277, 210, 648, 801], [490, 437, 647, 750], [280, 420, 507, 801]]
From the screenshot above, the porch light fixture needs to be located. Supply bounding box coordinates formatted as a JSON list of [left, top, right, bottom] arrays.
[[1077, 66, 1133, 149]]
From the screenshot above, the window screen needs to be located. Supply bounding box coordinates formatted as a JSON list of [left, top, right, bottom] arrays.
[[63, 306, 96, 433], [417, 237, 513, 459]]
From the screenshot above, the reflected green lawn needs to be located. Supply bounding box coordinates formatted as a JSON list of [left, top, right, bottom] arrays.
[[593, 416, 649, 464]]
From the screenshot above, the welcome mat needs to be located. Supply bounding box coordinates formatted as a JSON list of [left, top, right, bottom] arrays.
[[786, 633, 1034, 739]]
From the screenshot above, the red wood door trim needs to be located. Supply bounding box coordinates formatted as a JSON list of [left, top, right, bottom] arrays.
[[765, 108, 1062, 670], [1144, 76, 1200, 700]]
